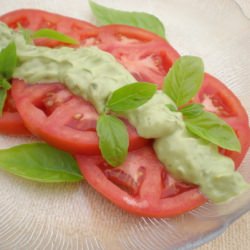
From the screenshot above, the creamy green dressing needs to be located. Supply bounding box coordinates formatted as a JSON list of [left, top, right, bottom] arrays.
[[0, 22, 248, 202]]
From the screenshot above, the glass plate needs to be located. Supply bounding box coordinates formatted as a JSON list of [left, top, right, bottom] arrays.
[[0, 0, 249, 249]]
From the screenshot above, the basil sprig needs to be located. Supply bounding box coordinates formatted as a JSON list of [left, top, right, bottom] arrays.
[[18, 24, 78, 45], [180, 103, 204, 118], [97, 82, 156, 167], [164, 56, 241, 152], [164, 56, 204, 107], [106, 82, 157, 112], [89, 0, 166, 38], [32, 29, 79, 45], [0, 143, 83, 182], [97, 114, 129, 167], [183, 109, 241, 152], [0, 42, 17, 79], [0, 42, 17, 115], [0, 78, 11, 115]]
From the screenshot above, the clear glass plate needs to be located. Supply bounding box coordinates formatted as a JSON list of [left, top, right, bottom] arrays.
[[0, 0, 249, 249]]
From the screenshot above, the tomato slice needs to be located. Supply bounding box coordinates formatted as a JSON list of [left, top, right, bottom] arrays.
[[11, 79, 148, 154], [76, 146, 206, 217], [0, 9, 98, 47], [97, 25, 180, 88], [194, 73, 250, 167], [195, 74, 249, 123], [97, 24, 169, 49], [0, 91, 30, 135]]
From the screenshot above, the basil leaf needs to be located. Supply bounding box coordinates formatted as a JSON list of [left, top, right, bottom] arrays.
[[0, 143, 83, 182], [106, 82, 157, 112], [0, 88, 7, 116], [89, 0, 166, 38], [32, 29, 79, 45], [166, 104, 177, 112], [97, 114, 129, 167], [0, 77, 11, 90], [18, 24, 33, 44], [0, 42, 17, 79], [185, 111, 241, 152], [163, 56, 204, 106], [181, 103, 204, 118], [0, 78, 11, 116]]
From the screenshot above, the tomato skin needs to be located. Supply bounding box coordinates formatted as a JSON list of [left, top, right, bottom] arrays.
[[12, 79, 149, 155], [76, 146, 206, 218]]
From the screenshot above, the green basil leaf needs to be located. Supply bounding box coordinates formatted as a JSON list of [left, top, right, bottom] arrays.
[[106, 82, 157, 112], [89, 0, 166, 38], [185, 111, 241, 152], [18, 24, 33, 44], [0, 88, 8, 116], [0, 42, 17, 79], [32, 29, 79, 45], [163, 56, 204, 106], [0, 77, 11, 90], [0, 143, 83, 182], [181, 103, 204, 118], [97, 114, 129, 167]]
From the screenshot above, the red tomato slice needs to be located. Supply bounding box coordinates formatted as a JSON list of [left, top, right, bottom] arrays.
[[195, 74, 249, 123], [97, 24, 170, 49], [0, 91, 30, 135], [97, 25, 180, 88], [194, 73, 250, 167], [76, 146, 206, 217], [11, 79, 148, 154], [0, 9, 98, 47]]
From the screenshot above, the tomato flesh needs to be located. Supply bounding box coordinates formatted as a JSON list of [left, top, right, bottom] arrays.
[[195, 74, 249, 123], [97, 25, 180, 88], [76, 146, 206, 218]]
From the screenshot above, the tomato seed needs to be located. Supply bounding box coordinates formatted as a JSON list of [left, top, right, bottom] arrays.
[[73, 113, 83, 120], [45, 99, 54, 107]]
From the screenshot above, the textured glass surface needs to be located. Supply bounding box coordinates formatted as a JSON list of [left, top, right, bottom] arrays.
[[0, 0, 249, 249]]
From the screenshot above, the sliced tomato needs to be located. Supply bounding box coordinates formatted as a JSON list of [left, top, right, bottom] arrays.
[[0, 9, 98, 47], [194, 73, 250, 167], [97, 24, 170, 50], [97, 25, 180, 88], [11, 79, 148, 154], [76, 146, 206, 217], [195, 74, 249, 123], [0, 91, 30, 135]]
